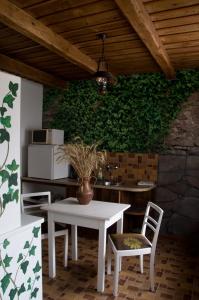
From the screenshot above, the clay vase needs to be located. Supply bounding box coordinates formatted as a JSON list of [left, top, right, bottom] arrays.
[[77, 177, 93, 205]]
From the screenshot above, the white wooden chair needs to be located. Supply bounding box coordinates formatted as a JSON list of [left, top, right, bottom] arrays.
[[21, 191, 69, 267], [107, 201, 164, 296]]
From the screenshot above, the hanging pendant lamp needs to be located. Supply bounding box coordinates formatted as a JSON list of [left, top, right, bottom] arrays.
[[94, 33, 115, 95]]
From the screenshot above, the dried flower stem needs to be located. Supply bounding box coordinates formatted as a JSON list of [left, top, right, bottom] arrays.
[[57, 137, 106, 179]]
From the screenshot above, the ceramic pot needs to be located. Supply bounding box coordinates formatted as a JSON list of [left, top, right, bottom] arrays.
[[77, 177, 93, 205]]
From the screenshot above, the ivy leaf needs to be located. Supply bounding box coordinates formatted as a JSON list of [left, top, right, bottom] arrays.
[[9, 82, 18, 97], [8, 173, 18, 187], [27, 277, 31, 283], [20, 260, 29, 274], [3, 239, 10, 249], [32, 226, 40, 238], [0, 107, 7, 116], [1, 273, 11, 294], [29, 245, 37, 256], [24, 241, 30, 249], [8, 187, 14, 194], [0, 116, 11, 128], [0, 128, 10, 143], [18, 283, 26, 296], [3, 193, 12, 208], [27, 284, 31, 291], [7, 160, 19, 172], [31, 287, 39, 299], [17, 253, 23, 263], [9, 288, 17, 300], [33, 261, 41, 273], [3, 254, 12, 267], [36, 275, 40, 281], [12, 189, 19, 202], [0, 170, 9, 183], [3, 94, 14, 108]]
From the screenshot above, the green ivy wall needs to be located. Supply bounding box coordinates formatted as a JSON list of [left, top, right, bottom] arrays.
[[43, 70, 199, 152]]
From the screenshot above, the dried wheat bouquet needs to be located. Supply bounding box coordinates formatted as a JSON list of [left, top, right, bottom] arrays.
[[57, 137, 106, 178]]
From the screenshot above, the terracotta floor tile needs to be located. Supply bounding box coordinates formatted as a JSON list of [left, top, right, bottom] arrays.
[[43, 236, 198, 300]]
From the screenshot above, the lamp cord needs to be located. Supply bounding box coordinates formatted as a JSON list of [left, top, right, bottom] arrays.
[[100, 35, 108, 71], [101, 36, 105, 60]]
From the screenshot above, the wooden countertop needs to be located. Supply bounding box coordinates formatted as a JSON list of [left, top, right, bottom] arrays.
[[21, 176, 155, 193]]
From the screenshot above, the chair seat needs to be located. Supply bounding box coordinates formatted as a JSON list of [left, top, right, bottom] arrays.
[[110, 233, 151, 251]]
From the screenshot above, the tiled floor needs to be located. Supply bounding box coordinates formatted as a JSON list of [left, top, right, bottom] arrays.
[[42, 235, 199, 300]]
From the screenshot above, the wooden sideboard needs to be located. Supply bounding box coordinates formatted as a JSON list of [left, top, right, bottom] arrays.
[[21, 176, 156, 232], [21, 176, 155, 201]]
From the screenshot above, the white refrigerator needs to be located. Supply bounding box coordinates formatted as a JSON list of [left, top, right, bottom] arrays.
[[28, 144, 69, 179]]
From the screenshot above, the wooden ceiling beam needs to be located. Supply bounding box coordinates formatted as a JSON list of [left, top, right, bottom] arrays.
[[0, 0, 97, 74], [115, 0, 175, 78], [0, 53, 67, 88]]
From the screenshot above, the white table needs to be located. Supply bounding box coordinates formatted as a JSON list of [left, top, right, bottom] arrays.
[[42, 197, 130, 292]]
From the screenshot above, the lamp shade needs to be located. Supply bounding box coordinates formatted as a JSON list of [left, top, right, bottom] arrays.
[[94, 33, 115, 94]]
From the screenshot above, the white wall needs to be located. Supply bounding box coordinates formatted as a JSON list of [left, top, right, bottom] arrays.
[[20, 79, 43, 176], [20, 79, 67, 201]]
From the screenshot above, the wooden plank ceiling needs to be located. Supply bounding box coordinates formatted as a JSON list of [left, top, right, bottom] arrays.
[[0, 0, 198, 87]]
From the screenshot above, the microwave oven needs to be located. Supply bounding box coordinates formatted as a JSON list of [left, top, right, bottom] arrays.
[[31, 129, 64, 145]]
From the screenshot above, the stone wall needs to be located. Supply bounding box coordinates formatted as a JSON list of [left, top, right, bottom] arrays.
[[157, 92, 199, 235], [157, 148, 199, 235], [165, 92, 199, 147]]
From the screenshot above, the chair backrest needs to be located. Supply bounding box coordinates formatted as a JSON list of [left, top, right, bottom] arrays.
[[21, 191, 51, 213], [141, 202, 164, 251]]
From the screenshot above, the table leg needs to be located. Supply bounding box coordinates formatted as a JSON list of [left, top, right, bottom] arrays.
[[97, 225, 107, 292], [71, 225, 78, 260], [117, 214, 123, 234], [117, 214, 124, 272], [48, 212, 56, 278], [118, 190, 121, 203]]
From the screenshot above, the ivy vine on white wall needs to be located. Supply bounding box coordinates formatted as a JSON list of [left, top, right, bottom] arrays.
[[0, 226, 41, 300], [0, 82, 19, 217]]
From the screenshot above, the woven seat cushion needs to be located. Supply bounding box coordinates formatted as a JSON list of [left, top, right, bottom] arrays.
[[110, 233, 151, 251]]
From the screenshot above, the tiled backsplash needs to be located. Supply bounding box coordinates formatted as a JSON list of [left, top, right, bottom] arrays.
[[102, 152, 158, 184]]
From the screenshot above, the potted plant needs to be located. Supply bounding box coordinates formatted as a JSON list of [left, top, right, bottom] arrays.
[[57, 137, 106, 204]]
